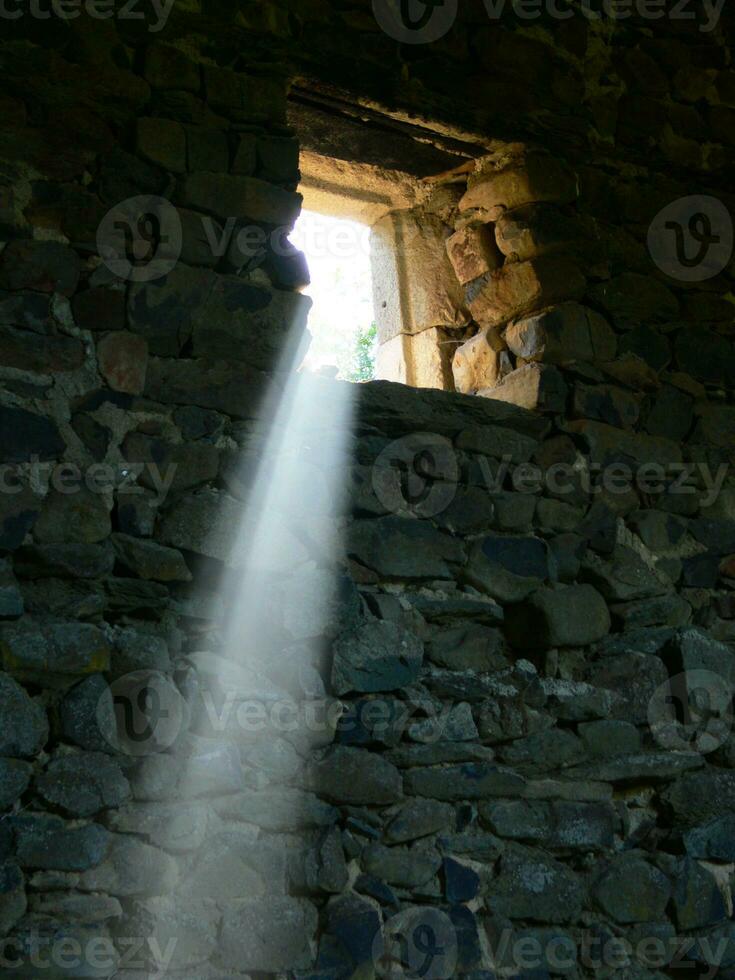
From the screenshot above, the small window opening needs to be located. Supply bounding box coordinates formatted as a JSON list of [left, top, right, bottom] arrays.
[[291, 209, 377, 382]]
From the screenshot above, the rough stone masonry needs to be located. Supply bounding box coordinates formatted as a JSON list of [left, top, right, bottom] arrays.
[[0, 2, 734, 979]]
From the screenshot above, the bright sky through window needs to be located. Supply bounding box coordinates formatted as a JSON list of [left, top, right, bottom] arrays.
[[290, 210, 377, 381]]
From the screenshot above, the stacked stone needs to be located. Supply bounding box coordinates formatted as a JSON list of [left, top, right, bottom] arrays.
[[0, 7, 734, 980], [0, 28, 324, 978]]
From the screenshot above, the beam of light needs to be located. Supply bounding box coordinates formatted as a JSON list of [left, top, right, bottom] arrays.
[[152, 303, 359, 975]]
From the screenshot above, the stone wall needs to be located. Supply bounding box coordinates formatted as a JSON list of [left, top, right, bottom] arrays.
[[0, 4, 734, 979]]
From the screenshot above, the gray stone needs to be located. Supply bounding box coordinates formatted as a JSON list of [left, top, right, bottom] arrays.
[[108, 801, 208, 852], [684, 815, 735, 861], [128, 264, 215, 356], [126, 896, 220, 972], [186, 831, 285, 899], [304, 826, 349, 894], [595, 857, 671, 923], [332, 620, 424, 695], [386, 742, 496, 768], [506, 584, 610, 649], [362, 843, 441, 888], [78, 834, 178, 896], [13, 543, 115, 579], [565, 752, 702, 784], [0, 486, 42, 551], [35, 752, 130, 817], [59, 675, 116, 753], [409, 702, 479, 743], [160, 489, 308, 570], [673, 857, 727, 931], [386, 799, 455, 843], [662, 627, 735, 688], [308, 746, 403, 805], [426, 623, 507, 672], [13, 814, 110, 871], [0, 240, 80, 296], [0, 758, 31, 809], [578, 719, 641, 757], [145, 356, 270, 419], [0, 861, 26, 937], [480, 799, 616, 850], [33, 490, 111, 545], [498, 729, 586, 772], [585, 652, 668, 725], [217, 897, 317, 973], [212, 788, 338, 831], [611, 594, 692, 630], [662, 769, 735, 828], [488, 844, 584, 923], [582, 546, 671, 602], [0, 560, 23, 618], [0, 672, 48, 757], [404, 763, 525, 801], [112, 534, 192, 582], [541, 678, 615, 721], [190, 277, 312, 370], [347, 517, 465, 579], [0, 621, 111, 679], [111, 627, 171, 678], [180, 173, 301, 226]]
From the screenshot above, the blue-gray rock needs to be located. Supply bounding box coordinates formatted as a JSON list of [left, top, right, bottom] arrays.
[[321, 892, 381, 977], [331, 620, 423, 695], [363, 842, 441, 888], [506, 584, 611, 650], [497, 729, 586, 772], [0, 621, 111, 679], [308, 746, 403, 805], [347, 517, 465, 579], [0, 560, 23, 618], [480, 800, 616, 850], [684, 815, 735, 862], [0, 404, 65, 464], [386, 799, 455, 843], [0, 860, 26, 936], [35, 752, 130, 818], [77, 834, 178, 897], [444, 856, 480, 903], [488, 844, 584, 923], [218, 896, 318, 973], [0, 758, 31, 809], [662, 769, 735, 828], [578, 719, 641, 757], [59, 675, 116, 753], [594, 857, 671, 923], [404, 763, 525, 801], [0, 672, 48, 757], [673, 857, 727, 931], [13, 814, 110, 871]]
